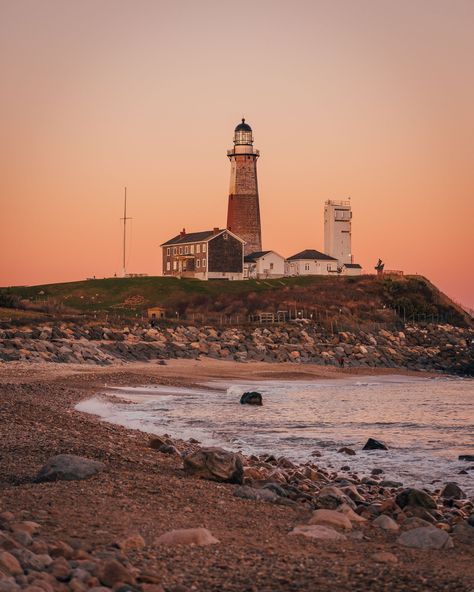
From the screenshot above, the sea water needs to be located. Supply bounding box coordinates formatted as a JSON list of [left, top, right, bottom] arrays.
[[76, 375, 474, 494]]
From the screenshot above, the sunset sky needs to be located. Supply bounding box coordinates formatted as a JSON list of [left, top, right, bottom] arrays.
[[1, 0, 473, 307]]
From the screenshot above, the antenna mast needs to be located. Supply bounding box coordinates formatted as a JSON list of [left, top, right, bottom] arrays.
[[121, 187, 132, 277]]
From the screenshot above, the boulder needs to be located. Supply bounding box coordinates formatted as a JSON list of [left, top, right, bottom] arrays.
[[363, 438, 388, 451], [96, 560, 135, 587], [397, 526, 453, 550], [451, 522, 474, 544], [0, 552, 22, 576], [155, 528, 218, 546], [337, 503, 367, 524], [240, 392, 263, 406], [289, 525, 347, 541], [233, 486, 278, 502], [458, 455, 474, 461], [309, 509, 352, 531], [372, 515, 399, 532], [371, 552, 398, 564], [395, 488, 437, 510], [183, 447, 243, 484], [440, 482, 465, 500], [35, 455, 104, 482]]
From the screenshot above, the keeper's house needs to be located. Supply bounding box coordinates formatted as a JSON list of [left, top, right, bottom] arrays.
[[161, 228, 245, 281], [285, 249, 339, 276]]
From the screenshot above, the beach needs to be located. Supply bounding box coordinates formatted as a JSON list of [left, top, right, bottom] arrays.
[[0, 359, 473, 592]]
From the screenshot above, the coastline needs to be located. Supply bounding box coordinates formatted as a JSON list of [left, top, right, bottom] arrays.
[[1, 360, 473, 591]]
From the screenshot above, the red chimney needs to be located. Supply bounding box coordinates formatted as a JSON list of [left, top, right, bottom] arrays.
[[180, 228, 186, 237], [213, 227, 220, 235]]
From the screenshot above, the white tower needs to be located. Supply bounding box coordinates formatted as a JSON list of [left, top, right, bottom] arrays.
[[324, 199, 352, 265]]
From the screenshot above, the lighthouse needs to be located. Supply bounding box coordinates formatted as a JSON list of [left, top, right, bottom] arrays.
[[226, 119, 262, 255]]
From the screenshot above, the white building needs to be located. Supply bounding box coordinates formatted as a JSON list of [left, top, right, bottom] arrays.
[[285, 249, 339, 276], [244, 250, 285, 279], [324, 199, 353, 265], [342, 263, 363, 276]]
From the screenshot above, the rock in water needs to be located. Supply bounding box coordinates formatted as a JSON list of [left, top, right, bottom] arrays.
[[395, 488, 437, 510], [183, 447, 244, 484], [440, 482, 465, 499], [240, 392, 263, 406], [35, 455, 104, 482], [458, 455, 474, 461], [155, 528, 219, 546], [363, 438, 388, 451], [397, 526, 453, 549]]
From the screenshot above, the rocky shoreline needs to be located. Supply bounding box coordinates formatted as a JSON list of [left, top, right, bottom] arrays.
[[1, 363, 473, 591], [0, 321, 472, 375]]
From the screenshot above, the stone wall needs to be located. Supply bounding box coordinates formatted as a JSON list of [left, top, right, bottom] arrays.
[[0, 322, 472, 375]]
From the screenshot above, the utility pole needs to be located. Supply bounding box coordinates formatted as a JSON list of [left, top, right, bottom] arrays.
[[121, 187, 132, 277]]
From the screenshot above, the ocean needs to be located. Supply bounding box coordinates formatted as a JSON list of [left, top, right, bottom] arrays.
[[77, 374, 474, 495]]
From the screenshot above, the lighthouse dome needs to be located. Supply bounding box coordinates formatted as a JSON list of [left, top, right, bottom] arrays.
[[234, 118, 253, 145], [235, 118, 252, 132]]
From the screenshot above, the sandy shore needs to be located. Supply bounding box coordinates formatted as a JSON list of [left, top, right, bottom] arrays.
[[0, 359, 472, 592]]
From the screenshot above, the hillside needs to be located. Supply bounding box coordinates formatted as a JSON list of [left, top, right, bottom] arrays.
[[1, 274, 471, 328]]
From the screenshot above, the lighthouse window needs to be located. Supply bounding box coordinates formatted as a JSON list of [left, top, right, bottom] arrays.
[[223, 232, 228, 240]]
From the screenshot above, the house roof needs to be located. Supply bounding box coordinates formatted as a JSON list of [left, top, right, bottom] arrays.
[[344, 263, 362, 268], [287, 249, 337, 261], [244, 250, 271, 263], [161, 229, 245, 247]]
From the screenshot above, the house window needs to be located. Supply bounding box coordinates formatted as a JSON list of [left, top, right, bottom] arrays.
[[327, 264, 331, 271], [166, 248, 170, 256], [190, 245, 194, 254], [223, 232, 228, 240], [196, 259, 200, 268], [173, 261, 177, 271], [270, 262, 274, 270], [179, 247, 183, 255], [202, 243, 207, 253], [173, 247, 177, 255], [166, 262, 170, 271], [305, 264, 310, 271], [196, 244, 201, 253], [184, 246, 189, 255], [203, 259, 206, 267]]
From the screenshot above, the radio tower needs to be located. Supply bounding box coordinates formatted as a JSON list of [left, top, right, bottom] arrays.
[[121, 187, 132, 277]]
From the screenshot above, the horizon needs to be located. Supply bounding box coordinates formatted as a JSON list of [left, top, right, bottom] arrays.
[[1, 1, 473, 307]]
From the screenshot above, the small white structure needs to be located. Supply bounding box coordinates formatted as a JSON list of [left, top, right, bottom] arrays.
[[342, 263, 363, 276], [324, 199, 352, 266], [285, 249, 338, 276], [244, 250, 285, 279]]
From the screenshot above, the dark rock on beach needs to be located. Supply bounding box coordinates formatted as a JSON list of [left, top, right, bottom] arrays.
[[363, 438, 388, 451], [395, 488, 437, 510], [240, 391, 263, 406], [35, 454, 104, 482], [183, 447, 244, 484]]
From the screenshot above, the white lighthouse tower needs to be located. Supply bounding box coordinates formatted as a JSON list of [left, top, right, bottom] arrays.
[[324, 199, 353, 266]]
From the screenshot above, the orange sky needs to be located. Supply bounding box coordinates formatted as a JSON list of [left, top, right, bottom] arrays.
[[1, 0, 473, 308]]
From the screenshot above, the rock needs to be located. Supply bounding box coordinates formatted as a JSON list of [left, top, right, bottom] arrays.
[[401, 517, 432, 530], [440, 482, 465, 499], [316, 486, 354, 510], [289, 525, 347, 541], [154, 528, 219, 546], [48, 557, 71, 581], [0, 579, 20, 592], [11, 522, 41, 536], [372, 515, 399, 531], [371, 552, 398, 564], [337, 503, 367, 524], [337, 447, 356, 456], [451, 522, 474, 544], [0, 552, 23, 576], [395, 488, 437, 510], [363, 438, 388, 451], [149, 436, 170, 450], [371, 468, 384, 475], [35, 455, 104, 482], [458, 455, 474, 461], [183, 447, 243, 484], [117, 535, 146, 552], [96, 560, 135, 587], [233, 486, 278, 502], [240, 392, 263, 406], [48, 541, 74, 559], [10, 550, 52, 571], [398, 526, 453, 549], [309, 509, 352, 531]]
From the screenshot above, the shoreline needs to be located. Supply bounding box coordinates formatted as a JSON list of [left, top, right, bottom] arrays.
[[1, 360, 473, 591]]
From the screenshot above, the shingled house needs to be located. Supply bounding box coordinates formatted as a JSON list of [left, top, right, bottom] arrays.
[[285, 249, 339, 276], [161, 228, 245, 281]]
